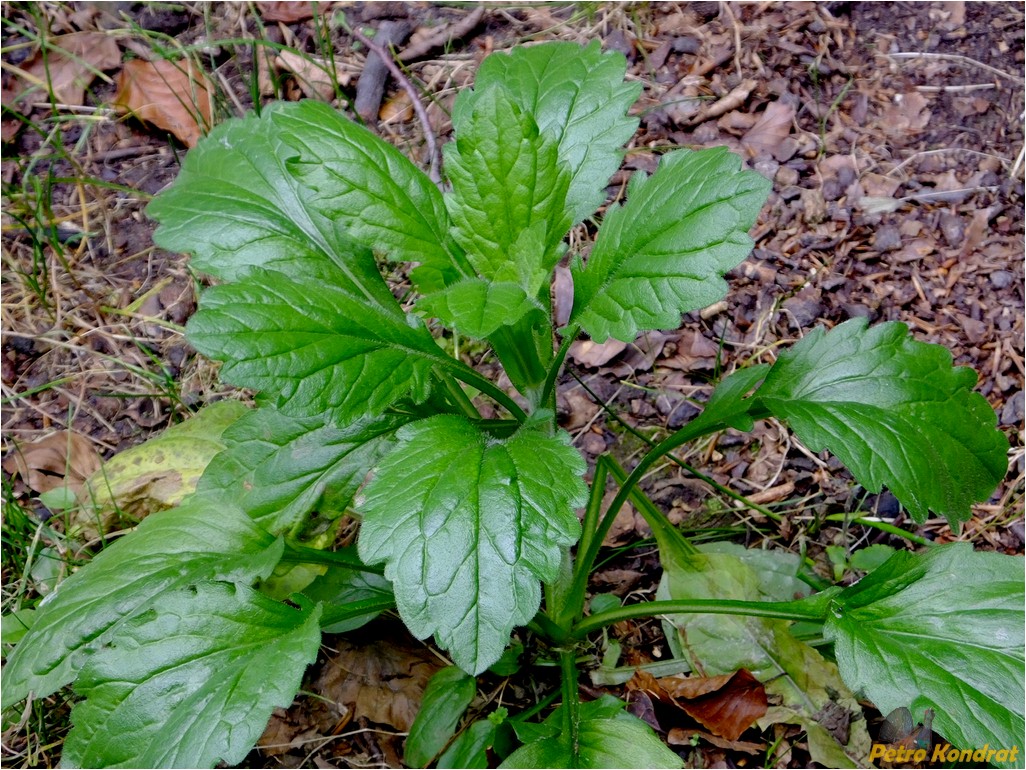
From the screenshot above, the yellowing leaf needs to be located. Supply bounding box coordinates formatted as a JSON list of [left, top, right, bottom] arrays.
[[77, 401, 248, 538], [113, 58, 213, 147]]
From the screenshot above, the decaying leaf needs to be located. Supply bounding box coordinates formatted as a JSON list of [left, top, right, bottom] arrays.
[[741, 101, 796, 161], [113, 58, 213, 147], [258, 1, 328, 23], [3, 431, 102, 497], [10, 32, 120, 106], [75, 401, 248, 538], [629, 668, 767, 741], [274, 50, 352, 101], [314, 632, 440, 731]]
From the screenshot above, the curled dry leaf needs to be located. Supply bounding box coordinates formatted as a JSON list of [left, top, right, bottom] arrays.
[[10, 32, 121, 106], [2, 431, 102, 497], [629, 668, 768, 741], [113, 58, 212, 147]]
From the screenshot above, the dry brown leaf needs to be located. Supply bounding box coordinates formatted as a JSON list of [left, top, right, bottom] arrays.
[[741, 100, 796, 161], [570, 338, 627, 368], [881, 92, 931, 136], [379, 91, 413, 122], [630, 668, 768, 741], [3, 431, 102, 496], [11, 31, 120, 106], [258, 1, 327, 23], [113, 58, 212, 147], [315, 634, 440, 731], [274, 50, 351, 101]]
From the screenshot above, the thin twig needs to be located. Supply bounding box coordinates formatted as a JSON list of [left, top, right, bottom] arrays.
[[887, 51, 1020, 83], [346, 20, 441, 184]]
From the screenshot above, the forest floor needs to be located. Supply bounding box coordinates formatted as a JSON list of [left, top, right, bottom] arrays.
[[2, 2, 1023, 768]]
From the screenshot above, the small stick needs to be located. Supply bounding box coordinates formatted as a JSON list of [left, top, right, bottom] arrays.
[[887, 51, 1020, 84], [347, 20, 442, 184]]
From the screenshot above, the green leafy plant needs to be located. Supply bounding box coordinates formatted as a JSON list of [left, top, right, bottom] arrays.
[[4, 41, 1022, 769]]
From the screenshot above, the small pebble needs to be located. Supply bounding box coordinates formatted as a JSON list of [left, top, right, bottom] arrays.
[[990, 270, 1014, 289]]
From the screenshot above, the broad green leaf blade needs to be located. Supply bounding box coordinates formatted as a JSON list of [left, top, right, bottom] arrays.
[[655, 539, 872, 767], [187, 269, 447, 424], [682, 364, 771, 437], [501, 695, 682, 769], [418, 279, 543, 339], [445, 84, 571, 289], [570, 147, 770, 343], [752, 318, 1009, 525], [405, 666, 477, 768], [275, 100, 467, 293], [358, 416, 587, 674], [146, 104, 397, 311], [198, 406, 407, 534], [438, 718, 499, 769], [824, 543, 1025, 755], [468, 41, 642, 224], [301, 568, 393, 634], [1, 497, 282, 708], [62, 582, 321, 769]]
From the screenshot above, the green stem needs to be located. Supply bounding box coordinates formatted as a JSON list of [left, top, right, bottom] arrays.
[[281, 542, 384, 575], [557, 418, 727, 628], [438, 368, 481, 420], [824, 513, 935, 547], [559, 648, 581, 758], [446, 359, 528, 422], [572, 371, 781, 521], [572, 597, 827, 639], [540, 323, 580, 412]]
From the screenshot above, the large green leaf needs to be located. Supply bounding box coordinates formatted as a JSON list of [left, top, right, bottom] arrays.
[[62, 582, 321, 769], [468, 41, 641, 224], [570, 147, 770, 342], [824, 543, 1025, 756], [198, 406, 407, 535], [146, 105, 398, 312], [1, 496, 282, 708], [752, 319, 1009, 525], [357, 416, 587, 674], [405, 666, 477, 768], [501, 695, 682, 769], [417, 279, 544, 340], [275, 100, 467, 293], [444, 84, 571, 291], [187, 268, 449, 424]]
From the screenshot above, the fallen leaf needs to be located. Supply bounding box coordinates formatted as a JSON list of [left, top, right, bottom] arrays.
[[881, 92, 931, 136], [315, 631, 440, 731], [630, 668, 768, 741], [741, 101, 796, 161], [113, 58, 213, 147], [570, 338, 627, 367], [379, 91, 413, 122], [10, 32, 120, 106], [3, 431, 102, 497], [258, 1, 327, 23], [76, 401, 248, 538], [274, 50, 351, 101]]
